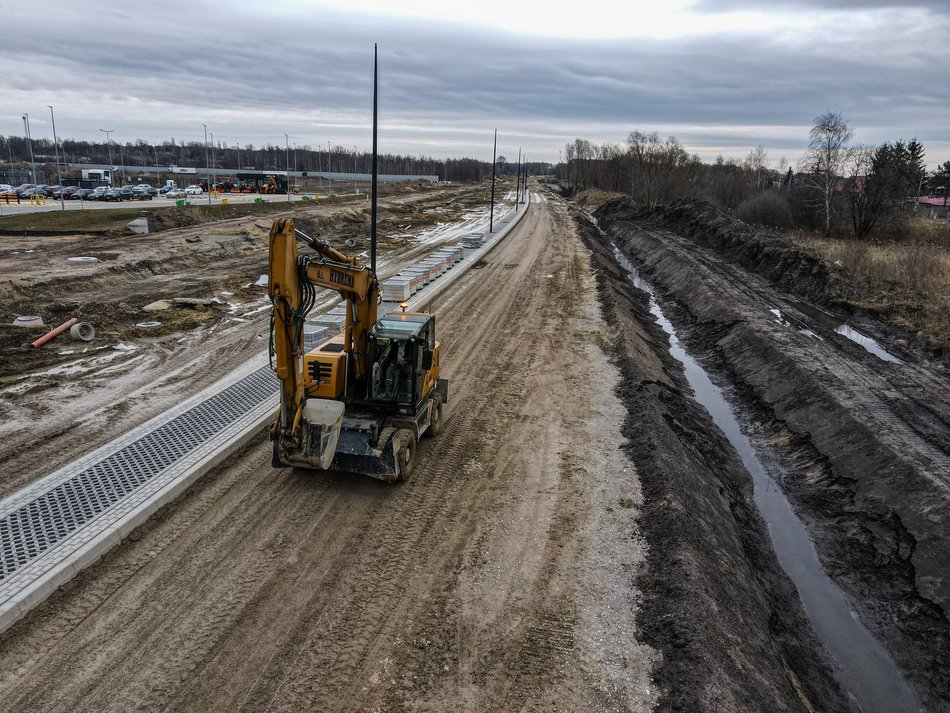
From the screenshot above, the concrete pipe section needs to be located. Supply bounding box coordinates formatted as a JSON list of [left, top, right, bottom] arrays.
[[70, 322, 96, 341]]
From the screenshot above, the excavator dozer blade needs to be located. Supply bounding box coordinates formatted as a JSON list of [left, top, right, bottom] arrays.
[[331, 426, 400, 481]]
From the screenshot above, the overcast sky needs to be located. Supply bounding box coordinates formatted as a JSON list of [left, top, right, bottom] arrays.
[[1, 0, 947, 168]]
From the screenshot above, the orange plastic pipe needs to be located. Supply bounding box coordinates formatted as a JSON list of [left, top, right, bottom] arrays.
[[32, 318, 78, 348]]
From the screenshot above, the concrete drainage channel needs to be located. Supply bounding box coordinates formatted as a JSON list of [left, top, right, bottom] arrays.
[[0, 196, 531, 635]]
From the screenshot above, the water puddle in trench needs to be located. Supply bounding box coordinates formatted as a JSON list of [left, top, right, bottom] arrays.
[[772, 297, 903, 364], [611, 245, 921, 713]]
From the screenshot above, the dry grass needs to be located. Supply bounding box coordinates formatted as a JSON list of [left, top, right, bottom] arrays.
[[789, 220, 950, 349]]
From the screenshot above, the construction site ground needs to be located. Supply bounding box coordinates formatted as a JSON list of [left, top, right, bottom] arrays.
[[0, 184, 947, 711]]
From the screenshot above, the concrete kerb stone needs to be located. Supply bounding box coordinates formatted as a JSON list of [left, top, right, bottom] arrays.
[[0, 600, 22, 634]]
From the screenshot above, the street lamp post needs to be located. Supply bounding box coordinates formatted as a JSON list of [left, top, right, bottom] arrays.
[[99, 129, 113, 185], [327, 141, 332, 196], [210, 132, 215, 172], [236, 144, 241, 171], [285, 133, 291, 203], [154, 145, 159, 182], [202, 124, 211, 205], [23, 114, 37, 185], [47, 105, 65, 211]]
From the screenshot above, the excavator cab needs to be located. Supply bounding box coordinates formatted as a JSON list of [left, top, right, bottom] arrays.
[[368, 313, 437, 412]]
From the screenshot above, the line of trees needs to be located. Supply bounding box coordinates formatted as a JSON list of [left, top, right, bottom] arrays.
[[561, 113, 950, 239], [0, 135, 553, 184]]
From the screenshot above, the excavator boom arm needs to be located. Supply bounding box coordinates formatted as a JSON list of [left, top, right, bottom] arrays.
[[268, 219, 379, 439]]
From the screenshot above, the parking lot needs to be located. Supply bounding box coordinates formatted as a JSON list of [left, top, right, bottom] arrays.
[[0, 190, 353, 216]]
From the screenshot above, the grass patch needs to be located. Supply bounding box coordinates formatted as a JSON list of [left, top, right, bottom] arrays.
[[788, 223, 950, 350]]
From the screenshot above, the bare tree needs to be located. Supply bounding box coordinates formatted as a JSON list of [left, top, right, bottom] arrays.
[[801, 111, 853, 235], [745, 145, 768, 188]]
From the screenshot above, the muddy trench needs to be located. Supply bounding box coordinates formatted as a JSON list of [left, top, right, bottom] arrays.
[[573, 209, 853, 712], [579, 197, 950, 712]]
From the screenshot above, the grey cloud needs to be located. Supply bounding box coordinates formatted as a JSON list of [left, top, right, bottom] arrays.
[[2, 3, 948, 165]]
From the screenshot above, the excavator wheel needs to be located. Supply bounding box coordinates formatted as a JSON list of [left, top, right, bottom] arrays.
[[424, 394, 443, 438], [394, 430, 417, 482]]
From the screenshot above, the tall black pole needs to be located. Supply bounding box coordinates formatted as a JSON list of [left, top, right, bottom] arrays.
[[515, 147, 521, 206], [371, 43, 378, 275], [522, 155, 527, 203], [489, 128, 497, 233]]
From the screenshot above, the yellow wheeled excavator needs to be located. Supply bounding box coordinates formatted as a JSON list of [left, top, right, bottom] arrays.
[[267, 218, 448, 480]]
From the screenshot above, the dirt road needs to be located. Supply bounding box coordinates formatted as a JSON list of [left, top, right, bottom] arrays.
[[0, 193, 660, 711]]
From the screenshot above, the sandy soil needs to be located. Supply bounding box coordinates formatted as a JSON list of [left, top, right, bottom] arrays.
[[0, 192, 660, 711]]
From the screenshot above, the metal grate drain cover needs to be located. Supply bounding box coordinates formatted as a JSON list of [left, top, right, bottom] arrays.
[[0, 366, 276, 581]]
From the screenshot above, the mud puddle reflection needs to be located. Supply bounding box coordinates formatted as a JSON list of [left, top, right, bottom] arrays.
[[772, 297, 903, 364], [612, 245, 921, 713]]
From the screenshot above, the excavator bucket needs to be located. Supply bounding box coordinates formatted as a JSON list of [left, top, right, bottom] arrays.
[[301, 399, 345, 469]]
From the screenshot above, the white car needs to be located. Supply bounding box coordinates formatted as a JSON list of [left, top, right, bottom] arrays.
[[165, 188, 186, 198], [184, 185, 203, 195], [0, 183, 13, 193]]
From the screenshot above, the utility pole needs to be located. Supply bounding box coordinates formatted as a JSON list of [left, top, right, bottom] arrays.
[[371, 42, 378, 274], [47, 106, 65, 211], [99, 128, 113, 185], [285, 133, 291, 203], [210, 131, 215, 172], [23, 114, 37, 184], [489, 129, 497, 232], [515, 147, 521, 206], [522, 155, 527, 203], [353, 145, 357, 195], [202, 123, 211, 205], [154, 145, 159, 182], [327, 140, 332, 196]]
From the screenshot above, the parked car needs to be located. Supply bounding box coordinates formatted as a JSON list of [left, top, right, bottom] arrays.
[[20, 187, 52, 199], [131, 185, 156, 199], [165, 187, 186, 198], [158, 184, 174, 194], [0, 184, 13, 193], [102, 188, 135, 202], [87, 187, 111, 200], [71, 188, 95, 200], [52, 186, 80, 199], [184, 185, 203, 195], [43, 185, 63, 197], [14, 184, 35, 196]]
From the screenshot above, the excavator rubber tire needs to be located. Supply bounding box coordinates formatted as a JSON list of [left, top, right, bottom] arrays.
[[394, 430, 417, 482], [424, 394, 443, 438]]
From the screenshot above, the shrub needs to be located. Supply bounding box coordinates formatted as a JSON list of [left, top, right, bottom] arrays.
[[737, 191, 793, 228]]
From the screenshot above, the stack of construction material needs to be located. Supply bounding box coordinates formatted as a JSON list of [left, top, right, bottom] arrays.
[[462, 232, 484, 248]]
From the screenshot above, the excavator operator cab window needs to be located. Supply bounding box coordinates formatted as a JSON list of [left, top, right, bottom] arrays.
[[369, 314, 431, 407]]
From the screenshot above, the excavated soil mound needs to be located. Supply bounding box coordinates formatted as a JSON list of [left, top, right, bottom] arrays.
[[597, 197, 848, 305]]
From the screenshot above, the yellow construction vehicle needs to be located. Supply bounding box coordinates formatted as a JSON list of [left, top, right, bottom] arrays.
[[268, 218, 448, 480]]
